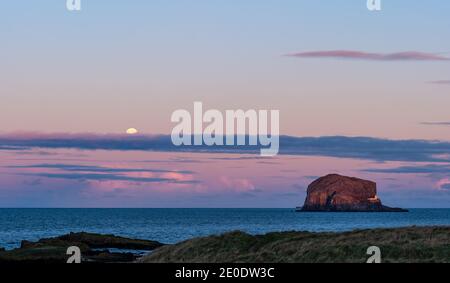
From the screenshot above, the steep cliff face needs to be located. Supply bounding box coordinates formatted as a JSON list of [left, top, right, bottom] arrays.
[[299, 174, 407, 212]]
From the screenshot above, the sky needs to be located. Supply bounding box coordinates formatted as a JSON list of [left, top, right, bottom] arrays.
[[0, 0, 450, 207]]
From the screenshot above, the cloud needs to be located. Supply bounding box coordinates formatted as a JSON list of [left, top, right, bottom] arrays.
[[421, 122, 450, 126], [436, 178, 450, 190], [441, 184, 450, 190], [0, 146, 28, 151], [9, 163, 197, 185], [18, 172, 199, 184], [363, 164, 450, 174], [428, 80, 450, 85], [8, 164, 194, 175], [1, 133, 450, 162], [209, 156, 276, 161], [279, 136, 450, 162], [131, 157, 209, 164], [285, 50, 450, 61], [218, 176, 256, 192]]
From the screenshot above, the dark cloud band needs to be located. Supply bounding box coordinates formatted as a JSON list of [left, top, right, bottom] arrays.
[[285, 50, 450, 61], [1, 134, 450, 162]]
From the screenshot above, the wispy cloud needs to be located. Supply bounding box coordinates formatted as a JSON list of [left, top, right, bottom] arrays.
[[436, 178, 450, 190], [363, 164, 450, 174], [285, 50, 450, 61], [9, 163, 197, 185], [0, 146, 28, 151], [441, 184, 450, 190], [428, 80, 450, 85], [421, 122, 450, 126], [8, 164, 194, 175], [18, 172, 199, 184], [208, 156, 276, 161]]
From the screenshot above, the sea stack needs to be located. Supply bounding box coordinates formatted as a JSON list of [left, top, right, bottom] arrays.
[[298, 174, 407, 212]]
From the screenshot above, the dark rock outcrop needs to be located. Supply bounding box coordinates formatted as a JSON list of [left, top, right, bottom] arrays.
[[0, 232, 164, 263], [20, 232, 163, 250], [298, 174, 407, 212]]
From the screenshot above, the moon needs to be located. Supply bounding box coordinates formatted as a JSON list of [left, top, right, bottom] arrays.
[[126, 128, 139, 135]]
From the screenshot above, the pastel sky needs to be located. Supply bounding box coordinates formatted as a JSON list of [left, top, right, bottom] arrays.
[[1, 1, 450, 207]]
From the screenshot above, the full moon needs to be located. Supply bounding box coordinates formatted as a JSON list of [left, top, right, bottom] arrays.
[[126, 128, 139, 135]]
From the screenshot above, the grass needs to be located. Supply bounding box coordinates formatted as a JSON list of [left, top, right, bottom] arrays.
[[140, 226, 450, 263]]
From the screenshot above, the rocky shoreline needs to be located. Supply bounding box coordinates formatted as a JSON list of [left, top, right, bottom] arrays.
[[1, 226, 449, 263], [0, 232, 164, 263]]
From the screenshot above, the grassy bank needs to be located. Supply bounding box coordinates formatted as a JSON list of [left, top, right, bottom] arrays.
[[140, 226, 450, 263]]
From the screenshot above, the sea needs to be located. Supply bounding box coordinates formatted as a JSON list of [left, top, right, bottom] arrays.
[[1, 208, 449, 250]]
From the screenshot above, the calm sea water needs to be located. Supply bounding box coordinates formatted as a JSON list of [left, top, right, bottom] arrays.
[[1, 208, 449, 250]]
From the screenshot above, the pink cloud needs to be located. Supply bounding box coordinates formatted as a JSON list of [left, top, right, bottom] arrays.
[[219, 176, 256, 192], [161, 172, 195, 182], [285, 50, 450, 61]]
